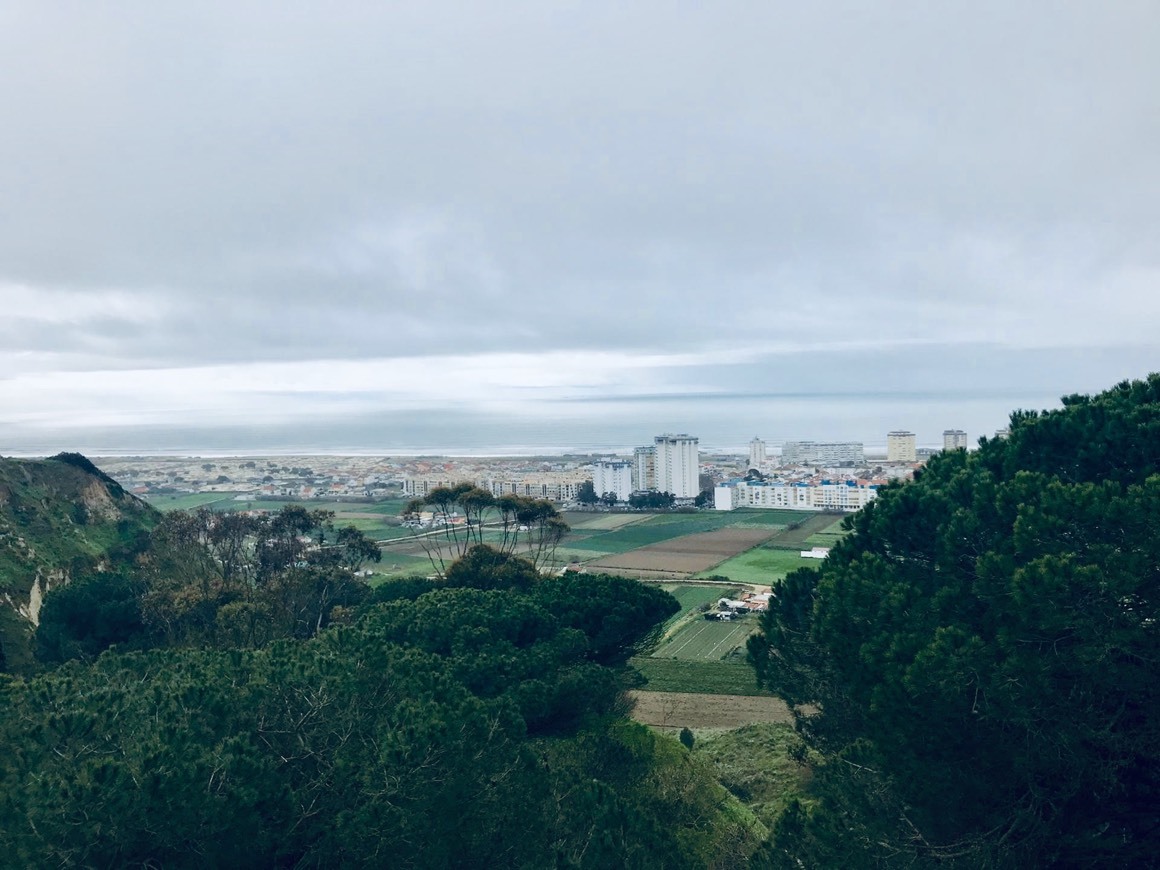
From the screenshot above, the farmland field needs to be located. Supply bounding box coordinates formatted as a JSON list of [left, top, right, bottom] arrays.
[[366, 553, 432, 582], [695, 547, 814, 584], [802, 518, 849, 548], [628, 690, 791, 730], [663, 584, 739, 618], [552, 545, 613, 562], [692, 513, 847, 583], [561, 512, 650, 532], [761, 512, 841, 547], [653, 617, 756, 661], [585, 527, 776, 575], [564, 511, 782, 555], [146, 492, 242, 511]]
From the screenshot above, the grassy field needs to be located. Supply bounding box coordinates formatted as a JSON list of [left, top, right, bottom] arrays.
[[367, 553, 433, 582], [664, 584, 737, 617], [548, 545, 613, 562], [802, 518, 849, 548], [695, 547, 815, 584], [333, 517, 413, 540], [562, 512, 651, 531], [145, 494, 419, 546], [654, 617, 756, 661], [692, 723, 812, 824], [146, 492, 242, 511], [562, 510, 790, 554], [762, 512, 842, 547], [693, 513, 847, 583], [355, 499, 411, 515], [631, 658, 772, 696]]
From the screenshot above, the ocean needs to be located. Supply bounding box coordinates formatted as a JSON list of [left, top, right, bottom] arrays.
[[0, 390, 1063, 458]]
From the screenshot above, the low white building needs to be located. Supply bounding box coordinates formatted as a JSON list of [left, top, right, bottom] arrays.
[[403, 472, 588, 503], [714, 479, 878, 512]]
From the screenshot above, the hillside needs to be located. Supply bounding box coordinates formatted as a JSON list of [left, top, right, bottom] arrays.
[[0, 453, 157, 672]]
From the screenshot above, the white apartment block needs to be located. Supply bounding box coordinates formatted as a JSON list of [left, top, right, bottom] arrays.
[[653, 433, 700, 498], [632, 446, 656, 492], [403, 472, 587, 503], [401, 476, 477, 498], [943, 429, 969, 451], [486, 472, 589, 503], [748, 436, 767, 469], [886, 431, 917, 463], [781, 441, 865, 466], [715, 479, 878, 512], [591, 459, 634, 502]]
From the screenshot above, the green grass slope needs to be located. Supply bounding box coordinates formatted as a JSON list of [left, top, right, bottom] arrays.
[[0, 453, 157, 672]]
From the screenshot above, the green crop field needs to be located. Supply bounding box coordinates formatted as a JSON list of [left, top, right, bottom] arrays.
[[801, 518, 849, 548], [146, 492, 241, 512], [650, 584, 740, 631], [562, 513, 650, 531], [559, 509, 817, 557], [333, 517, 412, 540], [695, 547, 815, 584], [666, 584, 737, 615], [654, 617, 757, 660], [631, 657, 772, 696], [367, 553, 433, 582], [649, 509, 798, 528], [762, 512, 842, 547], [565, 515, 740, 553], [356, 499, 411, 516], [552, 546, 613, 562]]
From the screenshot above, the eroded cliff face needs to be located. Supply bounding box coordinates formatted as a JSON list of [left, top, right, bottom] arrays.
[[0, 454, 157, 672]]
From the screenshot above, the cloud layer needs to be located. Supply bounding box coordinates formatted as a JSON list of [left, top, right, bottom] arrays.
[[2, 3, 1157, 450]]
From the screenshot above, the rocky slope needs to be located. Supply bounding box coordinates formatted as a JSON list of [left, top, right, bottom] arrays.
[[0, 453, 157, 672]]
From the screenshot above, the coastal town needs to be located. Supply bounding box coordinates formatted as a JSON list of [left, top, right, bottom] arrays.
[[93, 428, 984, 513]]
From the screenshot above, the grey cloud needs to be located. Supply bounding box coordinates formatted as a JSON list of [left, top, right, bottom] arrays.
[[0, 2, 1157, 440]]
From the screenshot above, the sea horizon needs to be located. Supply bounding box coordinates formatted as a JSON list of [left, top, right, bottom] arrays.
[[0, 387, 1054, 461]]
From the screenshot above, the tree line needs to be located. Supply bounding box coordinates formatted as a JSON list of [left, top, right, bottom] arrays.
[[748, 374, 1160, 867], [5, 496, 766, 866]]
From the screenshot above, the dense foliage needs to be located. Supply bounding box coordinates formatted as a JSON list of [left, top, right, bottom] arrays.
[[35, 505, 381, 662], [748, 375, 1160, 867], [3, 532, 768, 866]]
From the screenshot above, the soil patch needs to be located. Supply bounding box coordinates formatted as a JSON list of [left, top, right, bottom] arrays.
[[628, 690, 793, 730], [587, 527, 774, 574]]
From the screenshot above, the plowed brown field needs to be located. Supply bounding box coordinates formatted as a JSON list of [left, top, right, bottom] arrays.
[[585, 527, 774, 575]]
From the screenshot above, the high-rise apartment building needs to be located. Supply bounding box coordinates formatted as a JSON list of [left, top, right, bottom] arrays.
[[748, 436, 767, 469], [653, 434, 700, 498], [592, 459, 634, 502], [943, 429, 968, 451], [781, 441, 865, 466], [886, 431, 917, 462], [632, 446, 656, 492]]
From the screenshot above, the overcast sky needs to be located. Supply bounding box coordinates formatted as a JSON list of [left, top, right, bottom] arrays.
[[2, 2, 1158, 453]]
